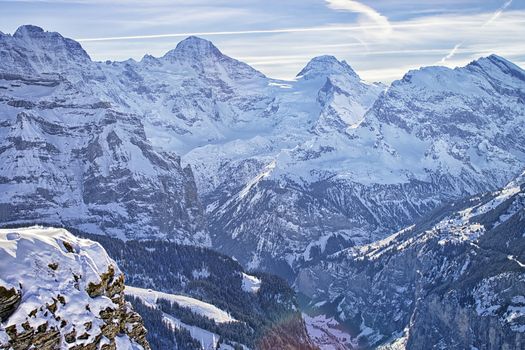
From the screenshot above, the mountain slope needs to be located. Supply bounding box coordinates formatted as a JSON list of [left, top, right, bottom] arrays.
[[0, 25, 389, 258], [297, 172, 525, 349], [0, 227, 150, 349]]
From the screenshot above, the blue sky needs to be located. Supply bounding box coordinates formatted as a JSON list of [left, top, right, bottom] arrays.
[[1, 0, 524, 82]]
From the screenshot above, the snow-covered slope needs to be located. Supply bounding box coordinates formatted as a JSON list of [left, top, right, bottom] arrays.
[[0, 226, 150, 349], [241, 273, 261, 293], [297, 172, 525, 349], [125, 286, 237, 324], [127, 286, 247, 349], [162, 314, 225, 350]]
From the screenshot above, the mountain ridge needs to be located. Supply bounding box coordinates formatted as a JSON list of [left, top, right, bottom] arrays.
[[1, 24, 523, 261]]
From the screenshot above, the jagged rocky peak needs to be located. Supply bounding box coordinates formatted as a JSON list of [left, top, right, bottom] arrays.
[[469, 54, 521, 72], [467, 54, 525, 86], [0, 25, 91, 75], [297, 55, 360, 80], [140, 53, 161, 65], [12, 25, 89, 59], [398, 54, 525, 92]]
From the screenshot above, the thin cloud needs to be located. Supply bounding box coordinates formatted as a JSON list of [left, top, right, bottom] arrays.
[[325, 0, 392, 35]]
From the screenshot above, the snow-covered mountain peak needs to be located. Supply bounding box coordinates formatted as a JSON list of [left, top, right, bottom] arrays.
[[297, 55, 359, 80], [164, 35, 222, 61], [11, 25, 89, 59], [396, 54, 525, 95], [466, 54, 525, 89], [469, 54, 522, 74], [140, 53, 160, 65], [13, 24, 45, 38], [357, 54, 525, 185], [160, 36, 265, 80]]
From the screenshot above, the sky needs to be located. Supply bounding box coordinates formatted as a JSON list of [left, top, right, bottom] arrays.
[[1, 0, 524, 83]]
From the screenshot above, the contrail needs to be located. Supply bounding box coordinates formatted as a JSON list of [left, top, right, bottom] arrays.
[[76, 25, 396, 43], [76, 24, 400, 42], [484, 0, 513, 26], [78, 1, 392, 43], [441, 43, 463, 63], [440, 0, 513, 63], [76, 21, 474, 43]]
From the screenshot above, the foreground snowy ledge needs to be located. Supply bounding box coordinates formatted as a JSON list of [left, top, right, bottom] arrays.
[[0, 226, 149, 349]]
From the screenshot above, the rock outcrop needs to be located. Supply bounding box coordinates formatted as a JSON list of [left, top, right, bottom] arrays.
[[0, 287, 20, 322], [0, 227, 150, 350]]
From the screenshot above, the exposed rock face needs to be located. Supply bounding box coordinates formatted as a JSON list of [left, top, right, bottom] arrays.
[[0, 227, 150, 350], [298, 174, 525, 349], [408, 290, 525, 350], [0, 287, 20, 322]]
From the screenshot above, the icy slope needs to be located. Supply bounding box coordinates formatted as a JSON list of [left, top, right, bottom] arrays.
[[0, 226, 150, 349]]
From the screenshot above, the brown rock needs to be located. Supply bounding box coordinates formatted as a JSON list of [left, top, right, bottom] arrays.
[[0, 285, 21, 321], [86, 265, 116, 298], [65, 329, 77, 343], [62, 241, 75, 253]]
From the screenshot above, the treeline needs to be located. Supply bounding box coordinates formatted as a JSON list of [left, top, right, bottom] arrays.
[[128, 295, 202, 350], [77, 232, 303, 349]]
